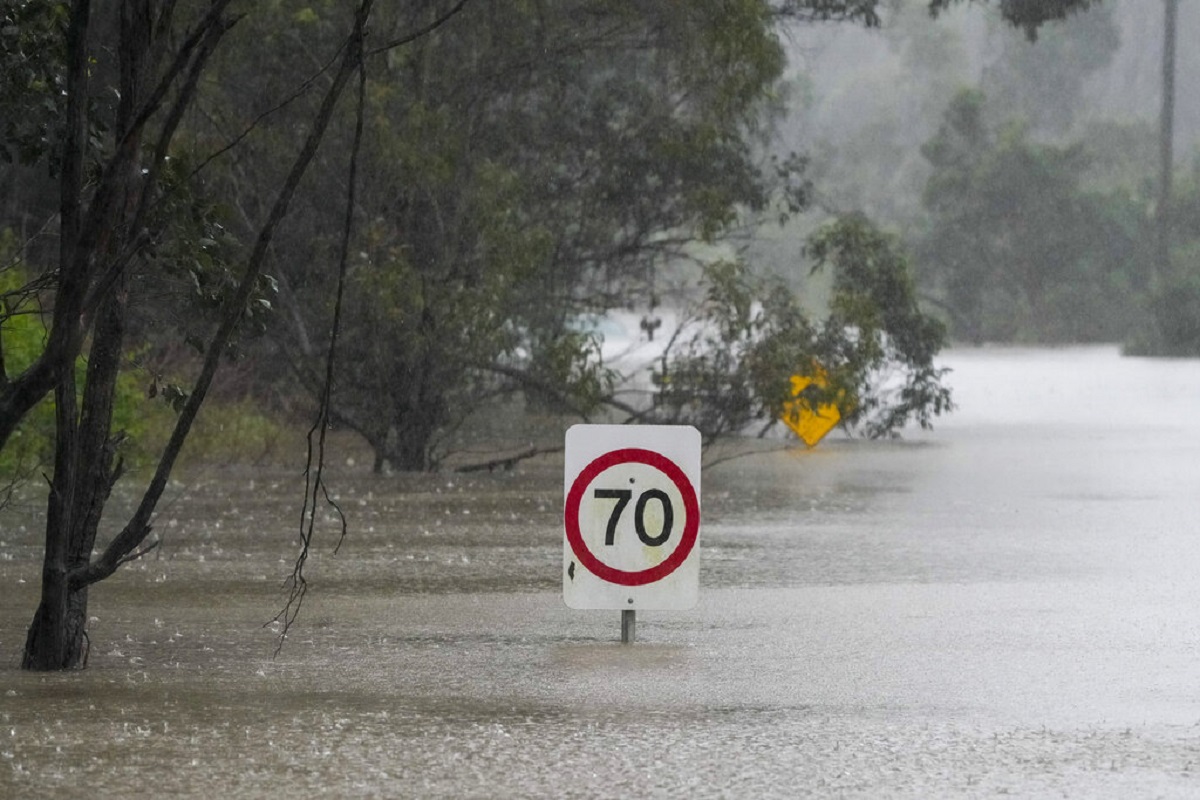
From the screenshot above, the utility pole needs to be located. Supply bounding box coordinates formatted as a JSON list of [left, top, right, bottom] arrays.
[[1156, 0, 1178, 289]]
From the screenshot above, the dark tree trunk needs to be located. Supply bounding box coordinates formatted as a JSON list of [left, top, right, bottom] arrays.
[[22, 0, 143, 669], [391, 421, 435, 471], [367, 427, 389, 474], [385, 304, 448, 472], [391, 392, 443, 471], [24, 362, 85, 669], [22, 584, 90, 670], [24, 276, 131, 669]]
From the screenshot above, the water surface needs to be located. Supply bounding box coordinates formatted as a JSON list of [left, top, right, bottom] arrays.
[[3, 346, 1199, 797]]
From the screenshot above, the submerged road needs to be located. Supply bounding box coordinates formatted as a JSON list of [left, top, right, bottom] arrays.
[[2, 346, 1199, 797]]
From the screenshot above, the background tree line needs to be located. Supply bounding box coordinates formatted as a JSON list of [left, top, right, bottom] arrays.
[[782, 0, 1198, 352]]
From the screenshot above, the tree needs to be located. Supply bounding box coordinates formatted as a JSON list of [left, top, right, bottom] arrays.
[[653, 216, 952, 441], [222, 0, 805, 472], [978, 1, 1119, 137], [915, 89, 996, 342], [1123, 0, 1200, 357], [251, 0, 1089, 471], [917, 88, 1146, 343], [0, 0, 402, 671], [797, 0, 972, 230], [928, 0, 1100, 39]]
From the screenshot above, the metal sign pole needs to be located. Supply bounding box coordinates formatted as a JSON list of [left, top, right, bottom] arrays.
[[621, 609, 636, 644]]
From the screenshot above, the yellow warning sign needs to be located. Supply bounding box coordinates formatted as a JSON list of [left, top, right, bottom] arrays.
[[781, 371, 841, 448]]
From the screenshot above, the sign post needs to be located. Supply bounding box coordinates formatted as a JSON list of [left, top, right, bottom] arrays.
[[563, 424, 701, 642]]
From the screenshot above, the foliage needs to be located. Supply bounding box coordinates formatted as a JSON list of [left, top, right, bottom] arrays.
[[212, 0, 807, 471], [928, 0, 1101, 40], [0, 0, 378, 670], [917, 89, 1149, 344], [800, 0, 970, 229], [1169, 161, 1200, 247], [0, 0, 70, 166], [776, 0, 1095, 31], [1, 237, 286, 479], [133, 150, 277, 352], [655, 216, 951, 441], [1130, 275, 1200, 357], [1127, 164, 1200, 357], [812, 215, 952, 434], [978, 1, 1118, 136], [0, 253, 174, 480], [0, 245, 52, 479], [1077, 120, 1159, 195]]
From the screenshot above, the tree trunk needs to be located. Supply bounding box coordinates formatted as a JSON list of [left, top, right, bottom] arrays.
[[23, 360, 85, 669], [367, 427, 389, 473], [23, 277, 131, 670], [391, 431, 432, 471], [21, 0, 146, 671], [391, 402, 441, 471], [22, 282, 134, 669], [384, 303, 448, 471], [21, 583, 89, 670]]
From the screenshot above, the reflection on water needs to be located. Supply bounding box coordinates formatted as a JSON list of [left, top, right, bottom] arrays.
[[3, 347, 1200, 798]]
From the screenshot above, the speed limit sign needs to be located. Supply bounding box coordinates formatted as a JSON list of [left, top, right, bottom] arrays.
[[563, 424, 701, 610]]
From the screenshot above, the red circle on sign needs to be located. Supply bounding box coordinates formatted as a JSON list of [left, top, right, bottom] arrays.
[[564, 448, 699, 586]]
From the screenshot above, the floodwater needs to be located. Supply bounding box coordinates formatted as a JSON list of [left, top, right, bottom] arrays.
[[2, 346, 1200, 798]]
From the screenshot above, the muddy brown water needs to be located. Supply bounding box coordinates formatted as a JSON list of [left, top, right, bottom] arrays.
[[2, 346, 1200, 798]]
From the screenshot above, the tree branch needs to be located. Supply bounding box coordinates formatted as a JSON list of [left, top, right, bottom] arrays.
[[367, 0, 472, 56], [114, 538, 160, 568], [183, 41, 348, 186], [82, 10, 237, 323], [454, 445, 564, 474], [274, 16, 370, 650]]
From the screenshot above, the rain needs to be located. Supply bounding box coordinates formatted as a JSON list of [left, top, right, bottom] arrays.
[[3, 2, 1200, 797]]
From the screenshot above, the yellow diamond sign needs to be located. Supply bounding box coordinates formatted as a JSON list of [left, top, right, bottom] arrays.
[[781, 372, 841, 448]]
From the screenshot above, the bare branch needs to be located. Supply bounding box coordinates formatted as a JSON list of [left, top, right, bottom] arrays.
[[183, 41, 348, 185], [455, 445, 564, 474], [114, 538, 160, 568], [367, 0, 472, 56], [123, 1, 238, 153], [275, 2, 372, 652]]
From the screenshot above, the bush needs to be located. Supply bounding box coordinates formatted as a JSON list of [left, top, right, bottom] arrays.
[[0, 255, 174, 481], [1127, 275, 1200, 357]]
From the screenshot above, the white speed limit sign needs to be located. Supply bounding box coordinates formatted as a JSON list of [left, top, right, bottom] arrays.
[[563, 424, 700, 610]]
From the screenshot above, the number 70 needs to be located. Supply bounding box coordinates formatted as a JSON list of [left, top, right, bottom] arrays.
[[593, 488, 674, 547]]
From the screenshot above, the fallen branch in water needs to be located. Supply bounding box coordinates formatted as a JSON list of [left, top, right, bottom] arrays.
[[455, 445, 564, 474]]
